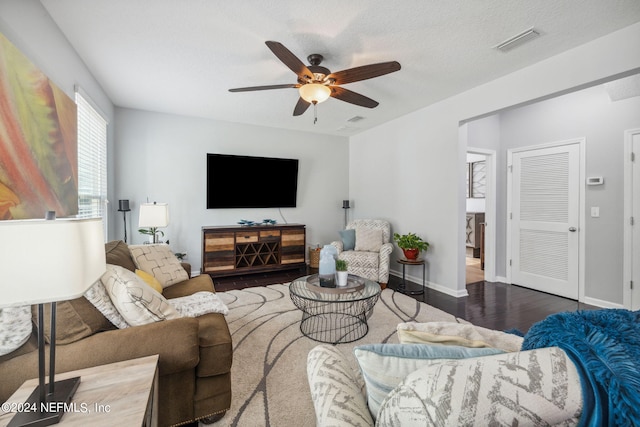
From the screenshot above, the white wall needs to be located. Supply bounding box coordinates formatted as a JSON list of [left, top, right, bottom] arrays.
[[349, 22, 640, 302], [114, 108, 349, 274], [497, 84, 640, 305], [0, 0, 116, 231]]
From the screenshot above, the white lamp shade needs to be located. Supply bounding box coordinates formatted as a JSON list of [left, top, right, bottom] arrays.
[[0, 218, 106, 308], [138, 203, 169, 228], [299, 83, 331, 104]]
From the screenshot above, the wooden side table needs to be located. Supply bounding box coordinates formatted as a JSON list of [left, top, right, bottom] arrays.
[[0, 355, 158, 427], [396, 259, 426, 302]]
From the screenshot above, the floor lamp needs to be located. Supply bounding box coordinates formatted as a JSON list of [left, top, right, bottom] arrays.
[[0, 217, 106, 427], [342, 200, 350, 228], [117, 199, 131, 242]]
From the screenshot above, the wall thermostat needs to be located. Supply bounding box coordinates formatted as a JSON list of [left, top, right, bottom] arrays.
[[586, 176, 604, 186]]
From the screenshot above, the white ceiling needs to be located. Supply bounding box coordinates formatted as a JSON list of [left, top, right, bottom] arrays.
[[41, 0, 640, 136]]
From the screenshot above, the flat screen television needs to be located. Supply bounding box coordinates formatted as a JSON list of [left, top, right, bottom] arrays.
[[207, 153, 299, 209]]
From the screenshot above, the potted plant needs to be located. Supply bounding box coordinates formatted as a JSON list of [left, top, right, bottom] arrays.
[[139, 227, 164, 244], [393, 232, 429, 260], [335, 259, 349, 287]]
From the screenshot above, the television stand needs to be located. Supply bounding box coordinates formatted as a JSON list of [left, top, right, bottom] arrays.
[[202, 224, 306, 279]]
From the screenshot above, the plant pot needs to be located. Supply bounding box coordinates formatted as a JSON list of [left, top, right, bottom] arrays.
[[402, 248, 419, 260], [336, 271, 348, 287]]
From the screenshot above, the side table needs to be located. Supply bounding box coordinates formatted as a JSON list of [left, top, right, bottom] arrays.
[[0, 355, 158, 427], [396, 258, 426, 302]]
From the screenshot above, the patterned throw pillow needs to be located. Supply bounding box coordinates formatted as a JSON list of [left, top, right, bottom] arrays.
[[0, 307, 32, 356], [169, 291, 229, 317], [376, 347, 582, 426], [129, 244, 188, 288], [354, 343, 504, 420], [84, 276, 129, 329], [307, 345, 374, 427], [101, 264, 181, 326], [354, 228, 383, 252]]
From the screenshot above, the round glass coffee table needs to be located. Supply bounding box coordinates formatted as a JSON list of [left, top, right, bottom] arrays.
[[289, 274, 381, 344]]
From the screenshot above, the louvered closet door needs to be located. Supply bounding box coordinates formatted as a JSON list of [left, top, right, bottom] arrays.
[[512, 144, 580, 299]]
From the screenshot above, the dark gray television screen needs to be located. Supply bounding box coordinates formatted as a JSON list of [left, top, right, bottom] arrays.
[[207, 153, 299, 209]]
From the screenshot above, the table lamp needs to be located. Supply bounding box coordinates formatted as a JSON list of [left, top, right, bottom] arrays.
[[0, 217, 106, 426], [138, 202, 169, 243]]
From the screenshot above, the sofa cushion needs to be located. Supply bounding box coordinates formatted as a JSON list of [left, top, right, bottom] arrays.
[[337, 251, 379, 282], [84, 279, 129, 329], [30, 297, 117, 345], [101, 264, 181, 326], [397, 321, 524, 352], [354, 343, 504, 420], [136, 269, 164, 293], [308, 344, 374, 427], [105, 240, 137, 272], [355, 228, 383, 252], [0, 307, 32, 356], [376, 347, 582, 426], [129, 244, 189, 288]]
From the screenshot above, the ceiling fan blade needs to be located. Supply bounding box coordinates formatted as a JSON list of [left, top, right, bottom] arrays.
[[327, 61, 401, 85], [293, 97, 311, 116], [330, 86, 379, 108], [265, 41, 314, 80], [229, 83, 298, 92]]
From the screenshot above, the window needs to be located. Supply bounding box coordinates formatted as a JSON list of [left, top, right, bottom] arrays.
[[76, 89, 108, 236]]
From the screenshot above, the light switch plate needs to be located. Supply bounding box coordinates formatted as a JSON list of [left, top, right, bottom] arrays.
[[591, 207, 600, 218]]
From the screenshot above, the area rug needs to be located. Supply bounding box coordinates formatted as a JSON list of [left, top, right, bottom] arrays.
[[212, 283, 464, 427]]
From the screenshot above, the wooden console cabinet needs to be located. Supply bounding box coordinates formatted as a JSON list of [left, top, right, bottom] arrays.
[[202, 224, 306, 277]]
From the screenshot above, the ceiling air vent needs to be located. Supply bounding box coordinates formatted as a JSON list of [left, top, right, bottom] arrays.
[[347, 115, 365, 123], [494, 27, 540, 52]]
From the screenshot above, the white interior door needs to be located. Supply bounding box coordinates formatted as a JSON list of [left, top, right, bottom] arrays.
[[510, 142, 581, 299], [632, 132, 640, 310]]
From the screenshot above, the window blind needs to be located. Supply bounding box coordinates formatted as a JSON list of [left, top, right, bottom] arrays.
[[76, 89, 108, 236]]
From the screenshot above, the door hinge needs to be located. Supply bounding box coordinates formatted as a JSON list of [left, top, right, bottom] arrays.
[[632, 217, 635, 226], [509, 259, 512, 266], [508, 165, 513, 172], [632, 152, 636, 162], [631, 280, 634, 290], [510, 212, 513, 220]]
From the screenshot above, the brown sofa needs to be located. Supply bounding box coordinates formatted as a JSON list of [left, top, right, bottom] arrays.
[[0, 240, 232, 427]]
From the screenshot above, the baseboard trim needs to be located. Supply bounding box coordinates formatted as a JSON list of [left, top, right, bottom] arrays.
[[389, 270, 468, 298], [582, 296, 624, 309], [496, 277, 623, 308]]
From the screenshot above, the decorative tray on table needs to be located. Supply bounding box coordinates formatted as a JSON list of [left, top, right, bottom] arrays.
[[305, 274, 365, 294]]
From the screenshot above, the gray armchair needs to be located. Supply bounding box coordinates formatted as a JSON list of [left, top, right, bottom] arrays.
[[330, 219, 393, 287]]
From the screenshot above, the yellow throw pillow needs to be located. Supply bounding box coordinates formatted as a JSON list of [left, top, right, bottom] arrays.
[[136, 269, 163, 294]]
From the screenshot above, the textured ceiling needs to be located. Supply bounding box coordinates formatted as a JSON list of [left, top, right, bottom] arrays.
[[41, 0, 640, 136]]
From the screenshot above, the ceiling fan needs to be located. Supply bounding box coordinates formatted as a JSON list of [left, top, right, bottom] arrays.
[[229, 41, 401, 121]]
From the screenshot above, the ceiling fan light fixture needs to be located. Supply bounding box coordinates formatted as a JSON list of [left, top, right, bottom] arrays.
[[299, 83, 331, 104]]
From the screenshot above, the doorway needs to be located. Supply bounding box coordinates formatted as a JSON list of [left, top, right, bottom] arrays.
[[507, 139, 585, 300], [466, 148, 496, 284], [624, 129, 640, 310]]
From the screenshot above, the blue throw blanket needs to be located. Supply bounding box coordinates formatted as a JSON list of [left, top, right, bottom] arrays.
[[522, 309, 640, 427]]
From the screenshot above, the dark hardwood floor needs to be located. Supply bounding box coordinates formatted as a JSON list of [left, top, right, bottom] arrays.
[[212, 266, 598, 334]]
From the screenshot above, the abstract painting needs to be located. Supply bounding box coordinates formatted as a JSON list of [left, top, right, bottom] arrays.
[[0, 32, 77, 220]]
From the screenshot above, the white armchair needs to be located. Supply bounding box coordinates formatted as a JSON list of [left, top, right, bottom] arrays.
[[330, 219, 393, 287]]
